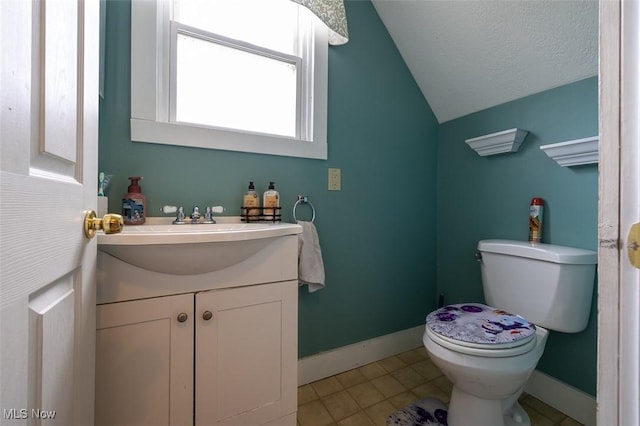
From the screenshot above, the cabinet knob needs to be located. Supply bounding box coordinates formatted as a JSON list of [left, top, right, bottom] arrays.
[[202, 310, 213, 321], [177, 312, 188, 323]]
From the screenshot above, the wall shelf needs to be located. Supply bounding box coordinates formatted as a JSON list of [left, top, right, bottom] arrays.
[[465, 128, 529, 156], [539, 136, 598, 167]]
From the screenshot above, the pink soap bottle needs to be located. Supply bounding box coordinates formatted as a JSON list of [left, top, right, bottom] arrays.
[[122, 176, 146, 225]]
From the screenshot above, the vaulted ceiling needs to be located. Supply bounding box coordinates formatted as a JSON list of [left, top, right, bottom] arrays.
[[370, 0, 599, 123]]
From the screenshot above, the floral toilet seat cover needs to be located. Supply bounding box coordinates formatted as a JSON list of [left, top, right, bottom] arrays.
[[426, 303, 536, 347]]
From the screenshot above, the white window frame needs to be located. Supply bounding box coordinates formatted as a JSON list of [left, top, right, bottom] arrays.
[[130, 0, 328, 159]]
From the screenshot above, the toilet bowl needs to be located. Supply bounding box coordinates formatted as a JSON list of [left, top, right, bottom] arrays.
[[423, 304, 548, 425], [423, 240, 597, 426]]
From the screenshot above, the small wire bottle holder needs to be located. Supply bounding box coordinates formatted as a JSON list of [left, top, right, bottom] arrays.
[[240, 206, 281, 223]]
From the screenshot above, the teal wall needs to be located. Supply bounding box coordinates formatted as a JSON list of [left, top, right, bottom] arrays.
[[100, 0, 598, 398], [99, 0, 440, 356], [437, 77, 599, 396]]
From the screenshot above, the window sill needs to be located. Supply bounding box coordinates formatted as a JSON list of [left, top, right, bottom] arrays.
[[131, 118, 328, 159]]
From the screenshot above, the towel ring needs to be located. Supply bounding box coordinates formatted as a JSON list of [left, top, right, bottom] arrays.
[[293, 195, 316, 223]]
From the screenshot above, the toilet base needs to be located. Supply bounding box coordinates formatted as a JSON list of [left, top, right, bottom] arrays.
[[448, 387, 530, 426], [504, 401, 530, 426]]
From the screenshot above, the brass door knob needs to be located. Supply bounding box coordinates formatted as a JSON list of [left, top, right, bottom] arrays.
[[84, 210, 124, 239], [628, 223, 640, 269]]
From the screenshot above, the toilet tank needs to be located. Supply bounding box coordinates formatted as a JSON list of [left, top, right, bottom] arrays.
[[477, 239, 597, 333]]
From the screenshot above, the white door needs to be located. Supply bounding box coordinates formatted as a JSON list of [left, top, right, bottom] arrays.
[[618, 1, 640, 423], [0, 0, 100, 424], [599, 0, 640, 424]]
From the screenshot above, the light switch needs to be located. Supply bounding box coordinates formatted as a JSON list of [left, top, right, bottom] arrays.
[[328, 168, 341, 191]]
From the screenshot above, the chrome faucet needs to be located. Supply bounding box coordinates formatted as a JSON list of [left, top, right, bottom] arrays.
[[161, 205, 224, 224], [190, 206, 201, 222]]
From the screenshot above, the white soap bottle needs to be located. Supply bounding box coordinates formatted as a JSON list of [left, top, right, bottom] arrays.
[[262, 181, 280, 221]]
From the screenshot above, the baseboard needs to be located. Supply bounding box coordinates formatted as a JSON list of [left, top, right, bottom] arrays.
[[524, 370, 596, 426], [298, 326, 597, 426], [298, 325, 424, 385]]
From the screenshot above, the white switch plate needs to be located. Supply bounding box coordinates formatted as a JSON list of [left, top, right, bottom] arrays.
[[328, 168, 341, 191]]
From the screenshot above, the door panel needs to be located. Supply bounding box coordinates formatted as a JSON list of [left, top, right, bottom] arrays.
[[41, 0, 79, 165], [29, 277, 76, 426]]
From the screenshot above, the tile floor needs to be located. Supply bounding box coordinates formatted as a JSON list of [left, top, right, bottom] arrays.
[[297, 347, 583, 426]]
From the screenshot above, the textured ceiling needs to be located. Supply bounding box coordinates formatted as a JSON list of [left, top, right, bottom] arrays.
[[371, 0, 599, 123]]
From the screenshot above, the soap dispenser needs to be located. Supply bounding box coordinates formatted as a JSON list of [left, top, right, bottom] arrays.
[[243, 181, 260, 221], [263, 181, 280, 220], [122, 176, 146, 225]]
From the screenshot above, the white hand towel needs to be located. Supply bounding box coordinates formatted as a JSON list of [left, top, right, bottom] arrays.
[[297, 221, 325, 292]]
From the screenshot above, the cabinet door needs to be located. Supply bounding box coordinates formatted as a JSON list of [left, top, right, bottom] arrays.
[[195, 281, 298, 425], [95, 293, 194, 426]]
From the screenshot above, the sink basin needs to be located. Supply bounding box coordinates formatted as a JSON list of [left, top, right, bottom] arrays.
[[97, 220, 302, 275]]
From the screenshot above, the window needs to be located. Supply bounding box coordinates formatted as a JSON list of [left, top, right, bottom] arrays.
[[131, 0, 328, 159], [172, 26, 300, 138]]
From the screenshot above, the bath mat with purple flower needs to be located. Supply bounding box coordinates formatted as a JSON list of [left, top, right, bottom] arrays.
[[387, 397, 448, 425]]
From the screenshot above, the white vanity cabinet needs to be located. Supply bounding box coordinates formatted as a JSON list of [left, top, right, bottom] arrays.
[[95, 229, 300, 426]]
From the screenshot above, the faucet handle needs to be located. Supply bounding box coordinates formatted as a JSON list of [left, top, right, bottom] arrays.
[[203, 207, 214, 224], [161, 205, 178, 214], [202, 206, 224, 224]]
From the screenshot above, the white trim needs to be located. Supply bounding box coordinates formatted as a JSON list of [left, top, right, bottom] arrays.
[[298, 326, 596, 426], [524, 370, 596, 426], [597, 0, 621, 424], [130, 118, 327, 159], [298, 325, 424, 385]]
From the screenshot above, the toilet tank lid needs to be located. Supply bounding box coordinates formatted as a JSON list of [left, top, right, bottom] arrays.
[[478, 239, 597, 264]]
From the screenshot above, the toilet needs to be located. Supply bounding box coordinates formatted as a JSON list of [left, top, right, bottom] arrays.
[[423, 239, 597, 426]]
